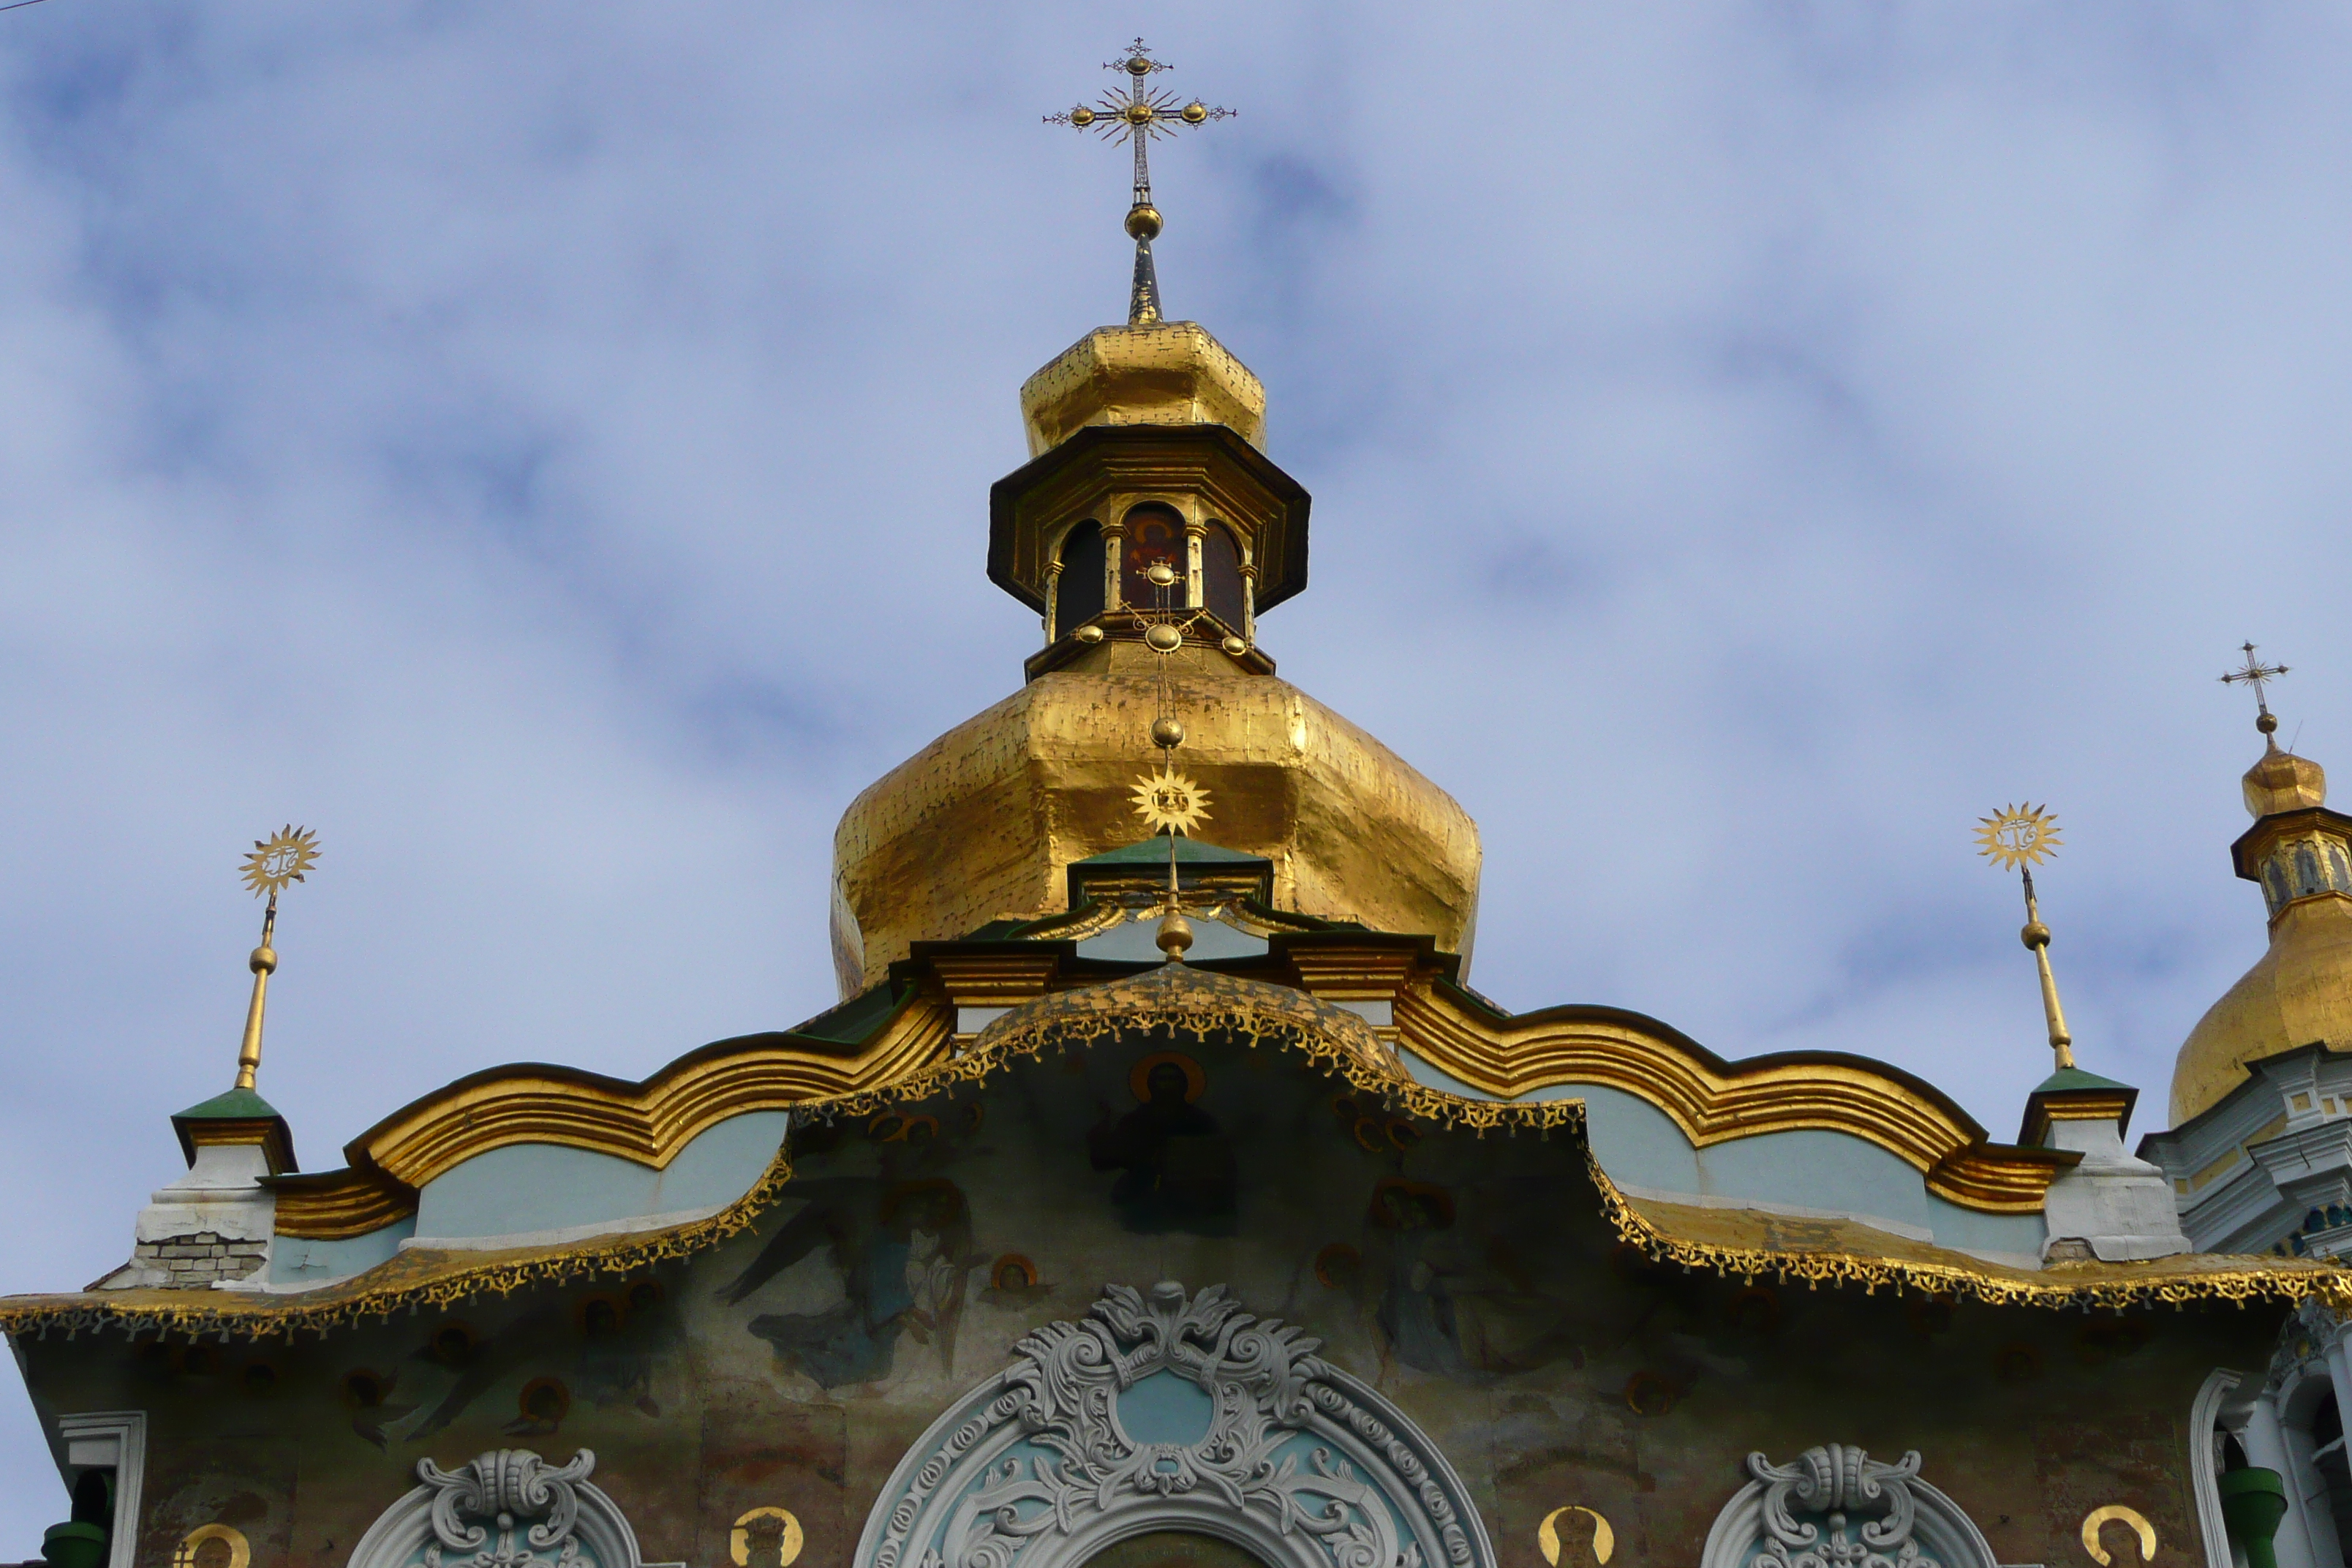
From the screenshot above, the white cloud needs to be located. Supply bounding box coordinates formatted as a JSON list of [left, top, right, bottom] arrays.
[[1, 0, 2346, 1539]]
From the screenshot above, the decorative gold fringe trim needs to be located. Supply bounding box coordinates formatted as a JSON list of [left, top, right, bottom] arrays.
[[1588, 1142, 2352, 1312], [7, 968, 2339, 1340]]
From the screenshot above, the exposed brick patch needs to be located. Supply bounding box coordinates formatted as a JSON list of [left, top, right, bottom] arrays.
[[132, 1232, 267, 1288]]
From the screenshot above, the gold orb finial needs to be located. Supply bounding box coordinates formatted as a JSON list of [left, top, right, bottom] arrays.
[[1125, 204, 1163, 241], [1156, 909, 1194, 960], [1144, 622, 1183, 653], [1152, 716, 1186, 749]]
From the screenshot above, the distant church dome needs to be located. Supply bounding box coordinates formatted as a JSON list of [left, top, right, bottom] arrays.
[[2170, 731, 2352, 1125]]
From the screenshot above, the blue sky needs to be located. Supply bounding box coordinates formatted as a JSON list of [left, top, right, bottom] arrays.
[[5, 0, 2351, 1538]]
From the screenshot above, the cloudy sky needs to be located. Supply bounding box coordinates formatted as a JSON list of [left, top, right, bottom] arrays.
[[4, 0, 2351, 1535]]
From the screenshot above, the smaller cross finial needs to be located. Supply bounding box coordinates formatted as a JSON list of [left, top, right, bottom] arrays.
[[1045, 41, 1235, 325], [2221, 641, 2290, 735]]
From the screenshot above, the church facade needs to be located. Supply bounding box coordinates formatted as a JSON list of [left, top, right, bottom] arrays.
[[10, 89, 2352, 1568]]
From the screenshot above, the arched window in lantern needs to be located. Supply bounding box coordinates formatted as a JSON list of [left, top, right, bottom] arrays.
[[1120, 504, 1187, 611], [1055, 521, 1106, 635], [1200, 522, 1245, 632]]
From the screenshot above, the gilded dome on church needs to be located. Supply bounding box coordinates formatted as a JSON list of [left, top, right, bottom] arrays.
[[2169, 736, 2352, 1126], [2244, 742, 2327, 817], [829, 651, 1481, 997], [830, 315, 1479, 998]]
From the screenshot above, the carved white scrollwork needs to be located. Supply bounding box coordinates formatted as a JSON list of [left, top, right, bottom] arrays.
[[855, 1282, 1497, 1568], [1700, 1447, 1996, 1568], [347, 1450, 681, 1568]]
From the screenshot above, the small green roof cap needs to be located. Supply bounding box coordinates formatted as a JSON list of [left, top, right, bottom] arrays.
[[170, 1086, 296, 1174], [1071, 837, 1269, 869], [2029, 1066, 2133, 1096], [173, 1086, 284, 1122]]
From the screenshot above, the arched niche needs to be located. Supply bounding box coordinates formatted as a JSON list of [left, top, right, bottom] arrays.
[[346, 1450, 679, 1568], [1056, 521, 1107, 633], [856, 1281, 1494, 1568], [1698, 1447, 1997, 1568], [1199, 524, 1245, 633], [1120, 504, 1187, 610]]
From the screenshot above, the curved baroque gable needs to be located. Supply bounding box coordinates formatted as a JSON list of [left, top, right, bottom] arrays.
[[1700, 1446, 1997, 1568], [348, 1449, 679, 1568], [858, 1281, 1497, 1568]]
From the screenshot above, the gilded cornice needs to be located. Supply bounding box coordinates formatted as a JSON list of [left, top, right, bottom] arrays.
[[1387, 980, 2076, 1213], [0, 967, 2329, 1342], [1597, 1153, 2351, 1312], [271, 994, 954, 1239]]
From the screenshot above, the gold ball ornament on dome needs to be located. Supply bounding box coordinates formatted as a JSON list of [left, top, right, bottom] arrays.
[[1975, 804, 2061, 870], [1126, 204, 1163, 240], [1145, 561, 1177, 587], [1066, 106, 1096, 128], [1126, 54, 1153, 76], [1145, 622, 1183, 653], [1074, 624, 1105, 644], [1155, 911, 1194, 960], [1182, 101, 1209, 124], [1152, 717, 1186, 749], [1123, 98, 1156, 122], [1221, 634, 1248, 655]]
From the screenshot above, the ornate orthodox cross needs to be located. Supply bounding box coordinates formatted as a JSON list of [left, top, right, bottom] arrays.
[[1047, 39, 1234, 325], [2221, 641, 2289, 729]]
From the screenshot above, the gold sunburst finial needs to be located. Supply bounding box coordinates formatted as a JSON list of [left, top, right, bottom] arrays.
[[1975, 804, 2061, 871], [1976, 804, 2076, 1071], [241, 826, 321, 900], [230, 826, 319, 1092], [1131, 771, 1212, 837]]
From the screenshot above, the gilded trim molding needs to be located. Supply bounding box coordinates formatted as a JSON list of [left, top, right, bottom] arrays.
[[1390, 983, 2076, 1213], [1592, 1145, 2350, 1313], [1, 968, 2335, 1341], [272, 995, 954, 1239]]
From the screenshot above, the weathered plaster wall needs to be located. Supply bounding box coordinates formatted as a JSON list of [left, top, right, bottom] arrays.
[[411, 1110, 792, 1242]]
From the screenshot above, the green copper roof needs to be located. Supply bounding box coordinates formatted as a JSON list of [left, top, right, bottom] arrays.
[[1072, 837, 1268, 869], [173, 1086, 285, 1123], [2029, 1066, 2133, 1096]]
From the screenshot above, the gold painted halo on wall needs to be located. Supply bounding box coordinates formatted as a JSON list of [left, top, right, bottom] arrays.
[[172, 1526, 250, 1568], [1538, 1506, 1613, 1567], [1128, 1050, 1207, 1103], [730, 1507, 804, 1568]]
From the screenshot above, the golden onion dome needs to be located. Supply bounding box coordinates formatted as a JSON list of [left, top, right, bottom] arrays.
[[2243, 742, 2327, 817], [830, 314, 1480, 998], [2169, 737, 2352, 1126], [828, 652, 1481, 997]]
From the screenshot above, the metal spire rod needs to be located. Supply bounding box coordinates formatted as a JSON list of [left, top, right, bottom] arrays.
[[233, 826, 320, 1092], [1976, 804, 2074, 1071]]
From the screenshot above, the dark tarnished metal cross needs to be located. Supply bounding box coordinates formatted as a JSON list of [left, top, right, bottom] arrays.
[[2221, 641, 2290, 729], [1046, 39, 1234, 325]]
